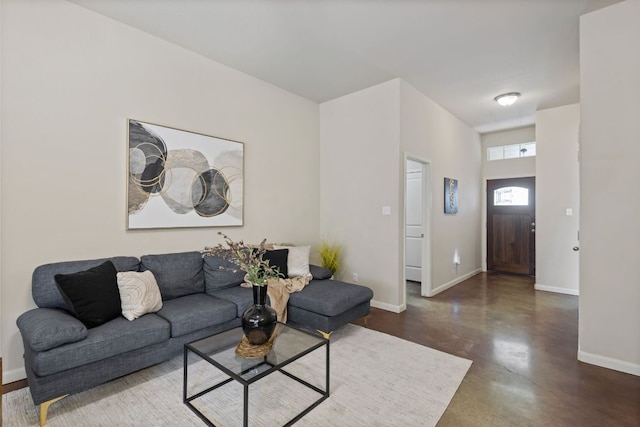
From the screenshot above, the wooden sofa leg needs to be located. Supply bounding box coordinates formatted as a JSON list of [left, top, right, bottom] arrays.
[[39, 395, 67, 427]]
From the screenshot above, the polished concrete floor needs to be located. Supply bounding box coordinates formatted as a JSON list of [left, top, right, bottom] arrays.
[[352, 273, 640, 426]]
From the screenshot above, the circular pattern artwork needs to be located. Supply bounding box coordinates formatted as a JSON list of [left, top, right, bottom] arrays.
[[127, 120, 243, 229]]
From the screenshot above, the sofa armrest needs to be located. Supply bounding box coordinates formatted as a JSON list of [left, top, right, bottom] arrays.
[[17, 308, 88, 352], [309, 264, 333, 280]]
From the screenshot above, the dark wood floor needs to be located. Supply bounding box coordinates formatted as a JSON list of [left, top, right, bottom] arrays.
[[352, 272, 640, 426]]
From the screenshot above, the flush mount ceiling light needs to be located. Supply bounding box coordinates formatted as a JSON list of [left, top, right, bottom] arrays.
[[494, 92, 521, 106]]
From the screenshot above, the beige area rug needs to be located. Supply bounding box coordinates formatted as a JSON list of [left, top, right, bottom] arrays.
[[3, 325, 471, 427]]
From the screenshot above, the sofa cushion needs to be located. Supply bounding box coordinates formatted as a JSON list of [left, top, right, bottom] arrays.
[[54, 261, 122, 328], [211, 286, 254, 317], [117, 271, 163, 321], [17, 308, 88, 352], [288, 300, 371, 333], [203, 255, 245, 292], [31, 314, 169, 377], [32, 256, 140, 310], [140, 252, 204, 300], [288, 279, 374, 317], [156, 294, 237, 337]]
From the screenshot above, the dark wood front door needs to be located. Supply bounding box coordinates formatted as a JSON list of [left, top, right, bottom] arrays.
[[487, 177, 535, 275]]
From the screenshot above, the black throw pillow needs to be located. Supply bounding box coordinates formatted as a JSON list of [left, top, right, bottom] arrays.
[[263, 249, 289, 278], [54, 260, 122, 328]]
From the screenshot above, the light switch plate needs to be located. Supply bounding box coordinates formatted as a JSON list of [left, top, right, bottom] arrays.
[[382, 206, 391, 216], [566, 208, 573, 216]]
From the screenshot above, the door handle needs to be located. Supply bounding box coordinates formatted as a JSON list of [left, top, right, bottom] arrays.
[[572, 246, 579, 251]]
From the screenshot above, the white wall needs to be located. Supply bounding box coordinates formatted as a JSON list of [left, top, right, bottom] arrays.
[[535, 104, 580, 295], [399, 81, 482, 296], [480, 126, 536, 271], [1, 0, 320, 382], [578, 0, 640, 376], [320, 79, 482, 311], [320, 80, 402, 309]]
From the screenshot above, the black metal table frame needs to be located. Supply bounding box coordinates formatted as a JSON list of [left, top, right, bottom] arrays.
[[183, 327, 330, 427]]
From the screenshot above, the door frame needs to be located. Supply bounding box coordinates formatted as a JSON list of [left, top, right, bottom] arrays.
[[402, 153, 432, 307]]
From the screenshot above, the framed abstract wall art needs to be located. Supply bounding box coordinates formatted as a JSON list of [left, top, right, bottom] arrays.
[[444, 177, 458, 214], [127, 120, 243, 229]]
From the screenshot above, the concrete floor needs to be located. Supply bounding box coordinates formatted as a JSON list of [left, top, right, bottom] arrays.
[[352, 272, 640, 426]]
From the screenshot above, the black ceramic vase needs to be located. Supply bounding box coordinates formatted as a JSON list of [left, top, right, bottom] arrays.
[[242, 285, 277, 345]]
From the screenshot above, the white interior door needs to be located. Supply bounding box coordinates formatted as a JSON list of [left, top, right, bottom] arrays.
[[405, 160, 423, 282]]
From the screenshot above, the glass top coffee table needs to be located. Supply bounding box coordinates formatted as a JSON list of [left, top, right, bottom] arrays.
[[183, 323, 329, 426]]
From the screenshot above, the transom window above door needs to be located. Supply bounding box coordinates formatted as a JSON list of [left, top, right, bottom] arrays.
[[493, 187, 529, 206], [487, 142, 536, 161]]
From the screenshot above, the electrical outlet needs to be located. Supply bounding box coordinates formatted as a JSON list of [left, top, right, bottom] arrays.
[[353, 272, 358, 282]]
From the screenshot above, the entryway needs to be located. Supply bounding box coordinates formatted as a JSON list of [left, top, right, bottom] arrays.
[[487, 177, 536, 276]]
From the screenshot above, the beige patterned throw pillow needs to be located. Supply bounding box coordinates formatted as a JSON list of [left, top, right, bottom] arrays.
[[116, 270, 163, 321]]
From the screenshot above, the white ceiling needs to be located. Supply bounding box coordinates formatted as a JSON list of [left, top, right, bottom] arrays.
[[69, 0, 621, 134]]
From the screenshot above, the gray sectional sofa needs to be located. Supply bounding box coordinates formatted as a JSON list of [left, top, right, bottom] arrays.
[[16, 251, 373, 426]]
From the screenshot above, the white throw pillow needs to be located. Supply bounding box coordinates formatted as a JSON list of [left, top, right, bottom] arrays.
[[274, 245, 312, 278], [116, 270, 163, 321]]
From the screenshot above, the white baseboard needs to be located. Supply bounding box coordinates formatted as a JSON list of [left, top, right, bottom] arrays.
[[578, 349, 640, 376], [371, 299, 405, 313], [3, 366, 26, 385], [428, 268, 482, 297], [535, 283, 579, 296]]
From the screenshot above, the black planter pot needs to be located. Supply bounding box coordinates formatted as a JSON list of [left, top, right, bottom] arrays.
[[242, 285, 277, 345]]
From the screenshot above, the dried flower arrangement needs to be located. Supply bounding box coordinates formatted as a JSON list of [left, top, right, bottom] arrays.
[[202, 232, 282, 286]]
